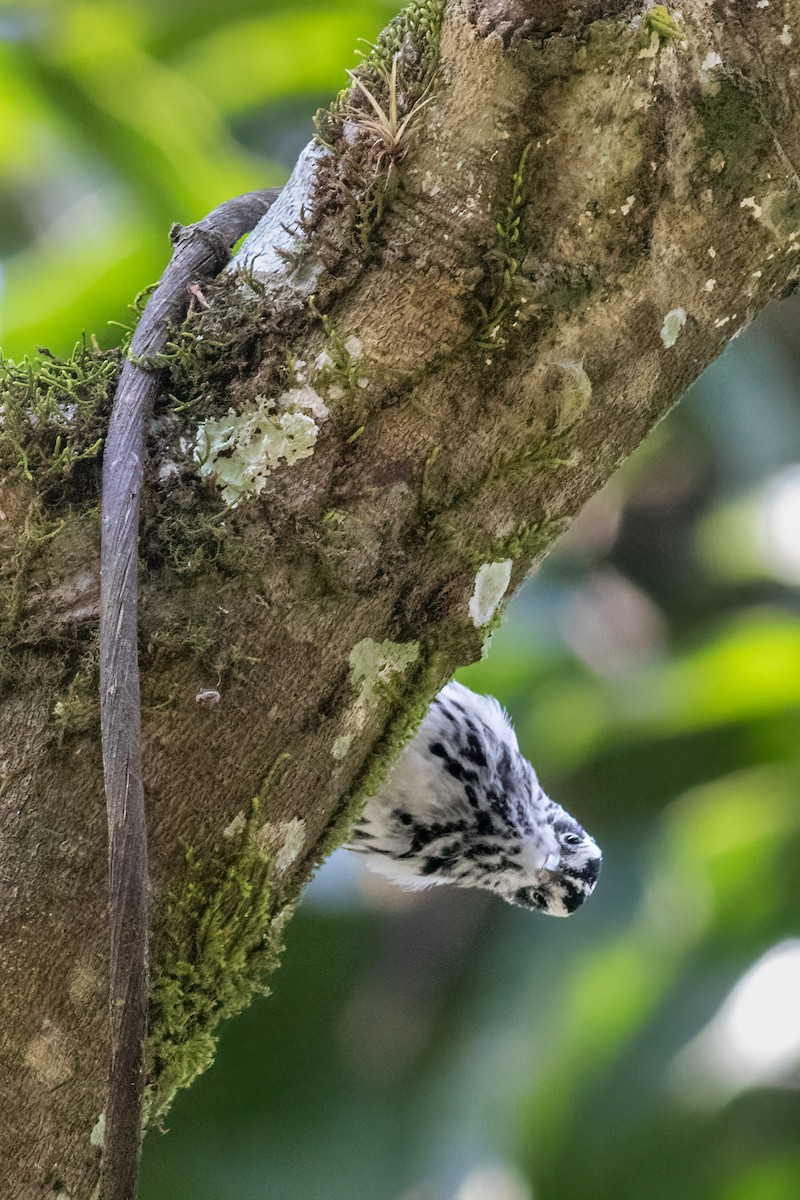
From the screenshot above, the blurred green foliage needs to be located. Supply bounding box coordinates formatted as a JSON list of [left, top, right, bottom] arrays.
[[2, 3, 800, 1199], [0, 0, 395, 356]]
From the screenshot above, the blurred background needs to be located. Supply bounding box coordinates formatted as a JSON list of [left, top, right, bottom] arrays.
[[2, 3, 800, 1198]]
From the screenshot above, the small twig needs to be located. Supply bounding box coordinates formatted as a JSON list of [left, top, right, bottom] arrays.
[[98, 187, 281, 1200]]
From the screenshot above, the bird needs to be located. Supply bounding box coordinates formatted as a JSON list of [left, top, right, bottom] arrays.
[[349, 681, 602, 916]]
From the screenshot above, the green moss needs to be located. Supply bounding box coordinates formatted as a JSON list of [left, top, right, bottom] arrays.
[[309, 0, 446, 270], [477, 142, 534, 353], [161, 271, 300, 424], [435, 511, 568, 572], [488, 517, 569, 565], [308, 296, 370, 426], [0, 339, 114, 665], [0, 337, 117, 501], [425, 426, 573, 534], [144, 613, 268, 696], [362, 0, 446, 79], [148, 503, 230, 578], [316, 0, 445, 143], [52, 671, 98, 743], [146, 770, 290, 1123], [644, 5, 686, 42]]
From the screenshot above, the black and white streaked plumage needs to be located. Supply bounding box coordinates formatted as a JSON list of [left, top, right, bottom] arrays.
[[349, 681, 601, 916]]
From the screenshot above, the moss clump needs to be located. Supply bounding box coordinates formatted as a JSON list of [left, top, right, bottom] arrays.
[[644, 5, 686, 42], [309, 297, 371, 427], [0, 337, 118, 502], [309, 0, 446, 270], [484, 518, 569, 567], [477, 142, 534, 353], [425, 425, 574, 532], [161, 271, 303, 425], [0, 339, 115, 659], [52, 671, 98, 743], [316, 0, 446, 143], [362, 0, 446, 79], [433, 509, 568, 572], [146, 784, 291, 1123]]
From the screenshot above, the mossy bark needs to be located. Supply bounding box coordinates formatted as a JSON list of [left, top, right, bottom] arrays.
[[2, 2, 800, 1195]]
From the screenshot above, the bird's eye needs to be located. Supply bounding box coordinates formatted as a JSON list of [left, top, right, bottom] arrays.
[[532, 890, 549, 908], [563, 833, 582, 847]]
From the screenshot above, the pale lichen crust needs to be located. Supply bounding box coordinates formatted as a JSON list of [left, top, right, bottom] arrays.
[[194, 392, 324, 507], [660, 307, 688, 348], [348, 637, 421, 729], [469, 561, 513, 628]]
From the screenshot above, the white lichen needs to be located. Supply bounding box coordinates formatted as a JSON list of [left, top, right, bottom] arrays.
[[90, 1113, 106, 1150], [469, 561, 513, 628], [638, 30, 660, 59], [223, 810, 247, 840], [660, 307, 687, 348], [740, 196, 764, 220], [275, 818, 306, 872], [332, 733, 353, 760], [347, 638, 420, 729], [195, 396, 321, 507], [700, 49, 723, 84], [257, 817, 307, 872], [283, 383, 330, 422]]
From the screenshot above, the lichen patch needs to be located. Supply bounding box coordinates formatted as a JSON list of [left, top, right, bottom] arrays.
[[223, 811, 247, 840], [194, 394, 322, 507], [332, 733, 353, 760], [348, 638, 421, 729], [660, 307, 687, 348], [740, 195, 764, 220], [469, 561, 512, 628], [283, 383, 330, 422], [90, 1113, 106, 1149], [258, 817, 307, 872], [551, 361, 593, 433]]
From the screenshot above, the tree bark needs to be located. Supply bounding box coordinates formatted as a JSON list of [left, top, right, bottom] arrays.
[[2, 1, 799, 1195]]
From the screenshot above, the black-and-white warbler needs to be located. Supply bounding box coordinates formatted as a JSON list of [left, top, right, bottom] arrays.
[[351, 682, 601, 916]]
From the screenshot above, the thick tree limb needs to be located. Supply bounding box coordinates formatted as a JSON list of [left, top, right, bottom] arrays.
[[2, 3, 800, 1197]]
